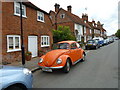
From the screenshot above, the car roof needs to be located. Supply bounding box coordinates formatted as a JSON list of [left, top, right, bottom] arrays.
[[58, 41, 77, 44]]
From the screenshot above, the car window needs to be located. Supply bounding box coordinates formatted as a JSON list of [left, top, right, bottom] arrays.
[[57, 43, 69, 49], [87, 40, 95, 43], [70, 43, 77, 49]]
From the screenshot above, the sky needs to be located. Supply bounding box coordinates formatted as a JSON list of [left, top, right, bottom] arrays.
[[29, 0, 119, 36]]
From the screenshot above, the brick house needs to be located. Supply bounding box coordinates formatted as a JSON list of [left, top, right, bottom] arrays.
[[97, 21, 107, 39], [1, 1, 53, 64], [88, 20, 101, 39], [81, 13, 107, 40], [50, 3, 88, 43], [82, 14, 92, 42]]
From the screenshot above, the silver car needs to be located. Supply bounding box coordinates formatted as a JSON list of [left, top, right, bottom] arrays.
[[0, 65, 33, 90]]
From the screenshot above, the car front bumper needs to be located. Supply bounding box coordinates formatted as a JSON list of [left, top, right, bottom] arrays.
[[39, 66, 64, 69], [85, 45, 96, 49]]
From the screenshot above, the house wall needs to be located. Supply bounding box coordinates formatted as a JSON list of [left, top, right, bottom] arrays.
[[2, 2, 53, 63], [56, 10, 75, 32]]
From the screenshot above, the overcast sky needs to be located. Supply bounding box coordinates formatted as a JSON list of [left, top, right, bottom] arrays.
[[29, 0, 119, 36]]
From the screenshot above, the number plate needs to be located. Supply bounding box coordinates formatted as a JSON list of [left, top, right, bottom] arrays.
[[42, 68, 52, 72]]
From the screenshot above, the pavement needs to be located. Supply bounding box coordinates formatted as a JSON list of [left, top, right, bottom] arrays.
[[7, 57, 40, 73]]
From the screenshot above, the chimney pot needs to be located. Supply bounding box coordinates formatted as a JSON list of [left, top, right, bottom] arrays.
[[67, 5, 72, 13], [54, 3, 60, 12]]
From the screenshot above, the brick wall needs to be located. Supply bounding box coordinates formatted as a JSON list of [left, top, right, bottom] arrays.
[[2, 2, 53, 63]]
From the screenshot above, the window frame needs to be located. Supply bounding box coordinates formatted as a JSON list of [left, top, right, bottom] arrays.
[[84, 27, 86, 34], [60, 14, 65, 19], [41, 35, 50, 47], [70, 43, 77, 49], [37, 11, 45, 22], [14, 1, 27, 18], [7, 35, 21, 52]]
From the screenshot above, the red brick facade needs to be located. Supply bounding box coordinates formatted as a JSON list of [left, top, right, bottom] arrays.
[[2, 2, 53, 63]]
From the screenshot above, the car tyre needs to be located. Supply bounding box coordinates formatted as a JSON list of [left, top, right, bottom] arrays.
[[5, 85, 27, 90], [63, 59, 70, 73], [85, 47, 88, 50], [95, 46, 98, 49]]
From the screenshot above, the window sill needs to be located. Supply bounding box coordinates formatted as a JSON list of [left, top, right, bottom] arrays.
[[41, 45, 50, 47], [14, 13, 27, 18], [37, 19, 45, 23], [7, 49, 21, 53]]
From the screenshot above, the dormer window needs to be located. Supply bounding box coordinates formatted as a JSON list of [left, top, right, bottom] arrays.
[[84, 20, 86, 23], [37, 11, 44, 22], [50, 16, 52, 19], [60, 14, 65, 19]]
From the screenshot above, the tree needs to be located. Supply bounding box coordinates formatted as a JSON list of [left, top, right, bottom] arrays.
[[52, 26, 76, 43], [115, 29, 120, 39]]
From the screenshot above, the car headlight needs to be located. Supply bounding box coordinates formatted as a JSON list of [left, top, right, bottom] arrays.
[[23, 68, 32, 75], [39, 58, 43, 63], [57, 58, 62, 64], [93, 43, 96, 45]]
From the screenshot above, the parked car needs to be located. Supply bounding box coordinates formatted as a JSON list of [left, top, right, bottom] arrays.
[[85, 39, 100, 50], [103, 39, 108, 45], [0, 65, 33, 90], [38, 41, 86, 73], [93, 37, 104, 46], [109, 37, 114, 43]]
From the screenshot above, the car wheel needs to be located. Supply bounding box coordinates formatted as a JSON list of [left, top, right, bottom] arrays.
[[63, 59, 70, 73], [95, 46, 98, 49], [5, 85, 27, 90], [81, 53, 85, 62]]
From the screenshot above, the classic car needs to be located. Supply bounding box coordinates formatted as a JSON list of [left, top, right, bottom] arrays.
[[38, 41, 86, 73]]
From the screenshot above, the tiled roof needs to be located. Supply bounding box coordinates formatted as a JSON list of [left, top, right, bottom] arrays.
[[88, 21, 100, 30], [23, 2, 48, 14], [60, 8, 86, 26]]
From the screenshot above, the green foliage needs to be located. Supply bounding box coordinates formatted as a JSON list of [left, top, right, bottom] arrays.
[[115, 29, 120, 39], [52, 26, 76, 43]]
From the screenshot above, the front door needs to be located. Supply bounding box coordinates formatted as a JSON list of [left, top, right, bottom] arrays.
[[28, 36, 38, 57]]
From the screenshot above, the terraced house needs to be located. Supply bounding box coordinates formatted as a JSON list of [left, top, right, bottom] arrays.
[[1, 1, 53, 64], [49, 3, 107, 43], [50, 3, 87, 42], [88, 20, 107, 39]]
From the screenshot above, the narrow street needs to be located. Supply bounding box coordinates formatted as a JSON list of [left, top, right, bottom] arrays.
[[33, 40, 119, 88]]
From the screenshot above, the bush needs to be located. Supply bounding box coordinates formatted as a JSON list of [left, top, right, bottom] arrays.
[[52, 26, 76, 43]]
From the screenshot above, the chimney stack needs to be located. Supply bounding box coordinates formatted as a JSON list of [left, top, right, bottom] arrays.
[[82, 13, 88, 22], [67, 5, 72, 13], [54, 3, 60, 12]]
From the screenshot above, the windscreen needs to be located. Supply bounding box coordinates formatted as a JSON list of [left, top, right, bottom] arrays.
[[57, 43, 69, 49]]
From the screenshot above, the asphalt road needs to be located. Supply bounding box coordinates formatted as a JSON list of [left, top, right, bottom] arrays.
[[33, 40, 119, 88]]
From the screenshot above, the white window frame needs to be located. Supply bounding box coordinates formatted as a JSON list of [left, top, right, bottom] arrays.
[[41, 36, 50, 47], [14, 1, 27, 18], [84, 27, 86, 33], [7, 35, 21, 52], [90, 29, 92, 34], [37, 11, 45, 22], [60, 14, 65, 19], [84, 35, 86, 42], [84, 20, 86, 23]]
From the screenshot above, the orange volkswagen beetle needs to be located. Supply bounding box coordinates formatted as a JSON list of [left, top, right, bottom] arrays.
[[38, 41, 86, 73]]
